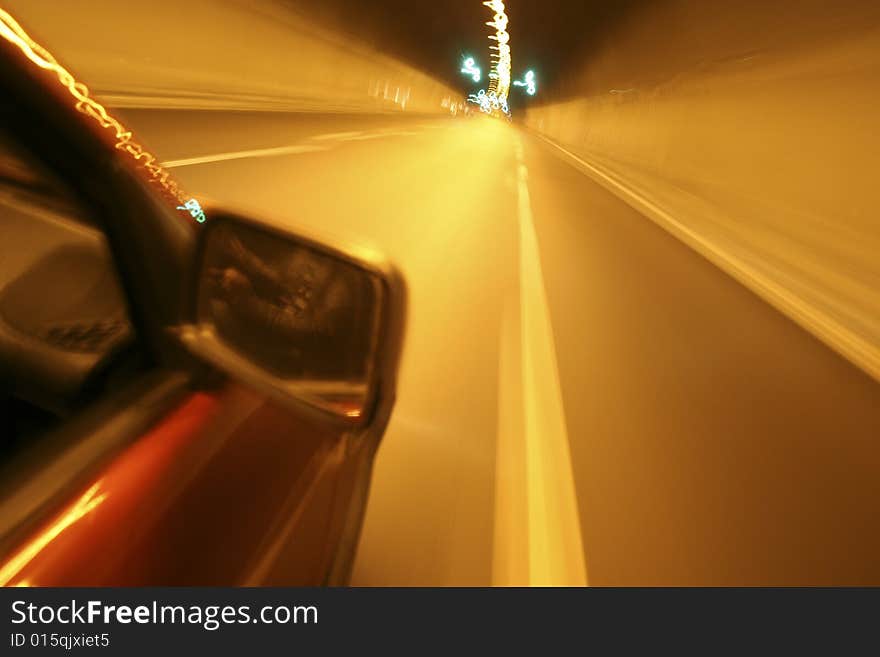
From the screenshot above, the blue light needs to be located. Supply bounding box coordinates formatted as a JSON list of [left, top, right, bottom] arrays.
[[460, 56, 481, 83], [513, 70, 537, 95], [177, 198, 207, 223]]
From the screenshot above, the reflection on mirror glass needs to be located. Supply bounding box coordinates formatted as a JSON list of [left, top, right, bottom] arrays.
[[198, 220, 382, 421]]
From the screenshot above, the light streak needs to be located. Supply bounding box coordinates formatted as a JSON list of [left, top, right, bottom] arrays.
[[176, 198, 207, 223], [0, 8, 204, 223], [467, 88, 508, 115], [513, 70, 537, 95], [460, 56, 481, 83], [0, 482, 107, 586], [465, 1, 513, 116], [482, 0, 511, 108]]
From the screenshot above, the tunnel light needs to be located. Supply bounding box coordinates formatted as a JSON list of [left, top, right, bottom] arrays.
[[460, 56, 481, 83], [177, 198, 207, 223], [467, 88, 510, 116], [0, 8, 201, 220], [464, 0, 514, 117], [513, 70, 537, 95], [481, 0, 511, 107]]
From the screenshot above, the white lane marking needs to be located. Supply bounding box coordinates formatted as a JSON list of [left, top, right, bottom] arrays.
[[534, 133, 880, 382], [345, 130, 419, 141], [310, 131, 365, 141], [493, 266, 529, 585], [312, 129, 418, 141], [494, 138, 588, 586], [161, 128, 420, 168], [161, 144, 329, 168]]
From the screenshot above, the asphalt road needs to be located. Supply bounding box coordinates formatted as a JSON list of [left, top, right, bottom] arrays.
[[118, 108, 880, 585]]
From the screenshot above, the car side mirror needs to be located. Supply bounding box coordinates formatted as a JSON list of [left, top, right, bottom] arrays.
[[178, 209, 405, 431]]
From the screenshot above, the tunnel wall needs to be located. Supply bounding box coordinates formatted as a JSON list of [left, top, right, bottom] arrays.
[[4, 0, 464, 115], [524, 1, 880, 379]]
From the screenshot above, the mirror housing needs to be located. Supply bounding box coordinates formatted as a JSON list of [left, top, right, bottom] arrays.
[[177, 207, 405, 433]]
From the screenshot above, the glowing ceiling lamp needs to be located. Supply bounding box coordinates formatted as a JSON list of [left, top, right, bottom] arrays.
[[176, 198, 207, 223], [482, 0, 511, 107], [467, 88, 508, 115], [513, 70, 537, 95], [461, 56, 481, 83]]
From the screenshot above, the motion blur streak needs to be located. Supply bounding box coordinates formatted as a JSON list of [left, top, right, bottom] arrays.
[[492, 137, 587, 587], [526, 0, 880, 381], [3, 0, 463, 115], [161, 144, 329, 168], [513, 70, 536, 95], [0, 8, 190, 208], [514, 140, 586, 585], [0, 394, 220, 586], [0, 483, 106, 586], [3, 0, 879, 585], [461, 56, 481, 83], [483, 0, 512, 104]]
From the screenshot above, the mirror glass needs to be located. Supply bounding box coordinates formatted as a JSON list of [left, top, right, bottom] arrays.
[[197, 219, 383, 421]]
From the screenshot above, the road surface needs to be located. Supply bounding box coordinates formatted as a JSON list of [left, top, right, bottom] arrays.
[[117, 108, 880, 585]]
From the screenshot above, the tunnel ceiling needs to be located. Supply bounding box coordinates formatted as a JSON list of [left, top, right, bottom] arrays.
[[282, 0, 645, 102]]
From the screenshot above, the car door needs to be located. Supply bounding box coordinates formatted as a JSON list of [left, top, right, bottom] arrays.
[[0, 8, 402, 585]]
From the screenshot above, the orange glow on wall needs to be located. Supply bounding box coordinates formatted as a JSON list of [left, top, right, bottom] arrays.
[[0, 8, 195, 213]]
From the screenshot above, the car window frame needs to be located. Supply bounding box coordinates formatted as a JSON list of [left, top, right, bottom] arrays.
[[0, 20, 206, 547], [0, 35, 200, 366]]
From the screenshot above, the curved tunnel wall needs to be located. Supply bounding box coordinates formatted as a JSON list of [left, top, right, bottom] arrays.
[[4, 0, 464, 115], [525, 0, 880, 380]]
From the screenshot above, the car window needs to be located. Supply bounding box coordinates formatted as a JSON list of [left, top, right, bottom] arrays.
[[0, 128, 146, 451]]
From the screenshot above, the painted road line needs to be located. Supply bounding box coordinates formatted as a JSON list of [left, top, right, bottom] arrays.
[[161, 144, 330, 168], [310, 131, 365, 141], [493, 263, 529, 586], [312, 129, 418, 141], [494, 137, 588, 586], [345, 130, 419, 141], [162, 128, 420, 169]]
